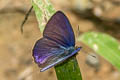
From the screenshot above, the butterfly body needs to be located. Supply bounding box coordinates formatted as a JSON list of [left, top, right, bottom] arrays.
[[33, 11, 81, 72]]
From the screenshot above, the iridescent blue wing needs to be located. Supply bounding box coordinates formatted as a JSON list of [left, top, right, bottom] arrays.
[[33, 37, 65, 69], [33, 37, 81, 72], [43, 11, 75, 47], [33, 11, 80, 72]]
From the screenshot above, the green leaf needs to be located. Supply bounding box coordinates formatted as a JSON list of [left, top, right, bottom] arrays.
[[32, 0, 82, 80], [78, 32, 120, 70], [32, 0, 55, 33], [55, 56, 82, 80]]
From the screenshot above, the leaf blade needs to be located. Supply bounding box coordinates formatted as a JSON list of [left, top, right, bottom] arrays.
[[78, 32, 120, 70]]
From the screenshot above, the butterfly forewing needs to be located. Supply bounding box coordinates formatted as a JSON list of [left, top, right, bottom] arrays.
[[43, 11, 75, 47]]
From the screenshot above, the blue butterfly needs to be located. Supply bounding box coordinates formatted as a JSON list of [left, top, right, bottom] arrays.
[[33, 11, 81, 72]]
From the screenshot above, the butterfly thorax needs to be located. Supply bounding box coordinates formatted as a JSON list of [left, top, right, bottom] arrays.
[[64, 46, 75, 55]]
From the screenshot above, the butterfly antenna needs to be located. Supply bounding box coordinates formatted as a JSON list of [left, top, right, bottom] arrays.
[[81, 47, 97, 58], [20, 6, 33, 33], [89, 54, 96, 58], [77, 25, 81, 36]]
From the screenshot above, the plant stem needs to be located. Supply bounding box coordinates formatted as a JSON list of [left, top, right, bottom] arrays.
[[55, 56, 82, 80]]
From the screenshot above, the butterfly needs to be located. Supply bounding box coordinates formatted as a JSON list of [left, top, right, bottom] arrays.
[[32, 11, 81, 72]]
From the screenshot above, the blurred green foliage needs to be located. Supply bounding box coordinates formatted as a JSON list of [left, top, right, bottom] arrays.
[[78, 32, 120, 71]]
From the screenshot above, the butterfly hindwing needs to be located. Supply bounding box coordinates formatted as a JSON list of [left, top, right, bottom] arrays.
[[33, 37, 65, 68]]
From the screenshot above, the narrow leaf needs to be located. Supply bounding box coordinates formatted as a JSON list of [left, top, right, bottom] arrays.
[[78, 32, 120, 70], [32, 0, 56, 33], [55, 56, 82, 80]]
